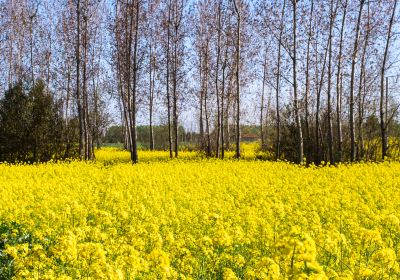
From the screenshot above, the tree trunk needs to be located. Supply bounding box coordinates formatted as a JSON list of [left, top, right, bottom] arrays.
[[380, 0, 397, 160], [260, 48, 267, 151], [166, 0, 173, 158], [315, 32, 329, 164], [292, 0, 303, 164], [29, 15, 35, 87], [199, 53, 205, 151], [336, 0, 347, 162], [172, 41, 179, 157], [221, 44, 228, 159], [82, 14, 91, 160], [225, 72, 233, 150], [204, 47, 211, 156], [65, 63, 71, 158], [130, 0, 140, 163], [149, 42, 155, 151], [327, 0, 338, 164], [349, 0, 365, 162], [357, 2, 370, 161], [215, 1, 222, 158], [304, 0, 313, 162], [275, 0, 285, 160], [233, 0, 241, 158], [76, 0, 84, 160]]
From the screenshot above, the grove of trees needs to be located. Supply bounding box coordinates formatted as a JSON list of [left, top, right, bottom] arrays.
[[1, 0, 400, 164], [0, 81, 67, 162]]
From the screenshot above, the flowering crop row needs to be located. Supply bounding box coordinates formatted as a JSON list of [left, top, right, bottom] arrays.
[[0, 148, 399, 279]]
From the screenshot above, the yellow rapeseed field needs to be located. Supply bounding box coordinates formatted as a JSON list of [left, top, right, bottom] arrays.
[[1, 147, 400, 279]]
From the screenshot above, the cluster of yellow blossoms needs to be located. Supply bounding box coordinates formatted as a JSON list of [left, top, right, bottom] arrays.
[[0, 147, 400, 279]]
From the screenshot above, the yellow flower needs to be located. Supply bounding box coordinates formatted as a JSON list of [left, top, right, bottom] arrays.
[[0, 146, 400, 278], [223, 268, 238, 280]]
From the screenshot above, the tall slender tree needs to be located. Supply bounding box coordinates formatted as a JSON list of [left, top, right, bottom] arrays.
[[349, 0, 365, 162], [380, 0, 397, 160]]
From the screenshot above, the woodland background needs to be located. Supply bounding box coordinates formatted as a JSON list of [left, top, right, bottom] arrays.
[[0, 0, 400, 164]]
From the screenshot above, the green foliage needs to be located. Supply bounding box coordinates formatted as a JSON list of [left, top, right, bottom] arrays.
[[0, 83, 31, 161], [0, 222, 33, 280], [240, 125, 261, 137], [0, 81, 64, 162], [102, 125, 123, 144]]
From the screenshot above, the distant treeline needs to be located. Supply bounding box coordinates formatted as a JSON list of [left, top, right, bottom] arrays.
[[103, 124, 264, 150], [103, 125, 189, 150]]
